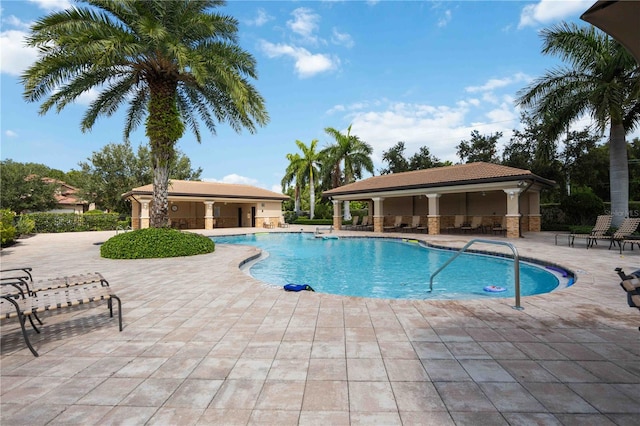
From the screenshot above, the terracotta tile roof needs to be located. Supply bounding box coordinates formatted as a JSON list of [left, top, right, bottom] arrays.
[[323, 162, 555, 196], [125, 180, 290, 201]]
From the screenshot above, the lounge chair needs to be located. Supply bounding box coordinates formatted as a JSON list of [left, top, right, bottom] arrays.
[[461, 216, 483, 233], [344, 215, 359, 230], [357, 216, 373, 231], [383, 215, 403, 232], [1, 267, 106, 296], [614, 268, 640, 331], [417, 218, 428, 234], [403, 216, 421, 233], [492, 216, 506, 235], [277, 218, 289, 228], [569, 215, 612, 248], [1, 273, 122, 356], [446, 215, 465, 233], [263, 218, 274, 228], [590, 217, 640, 253]]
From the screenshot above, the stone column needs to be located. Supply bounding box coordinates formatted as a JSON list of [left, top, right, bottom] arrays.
[[140, 200, 150, 229], [528, 191, 541, 232], [504, 189, 521, 238], [372, 197, 384, 233], [332, 199, 342, 230], [426, 193, 441, 235], [204, 201, 215, 230]]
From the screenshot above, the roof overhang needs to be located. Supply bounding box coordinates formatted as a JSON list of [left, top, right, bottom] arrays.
[[325, 176, 553, 201], [581, 1, 640, 63]]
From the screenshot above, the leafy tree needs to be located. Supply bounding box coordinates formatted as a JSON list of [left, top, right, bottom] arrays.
[[456, 130, 502, 163], [409, 146, 446, 170], [0, 160, 58, 213], [282, 153, 303, 216], [77, 141, 202, 215], [516, 22, 640, 226], [22, 0, 268, 228], [322, 125, 374, 219], [379, 142, 410, 174]]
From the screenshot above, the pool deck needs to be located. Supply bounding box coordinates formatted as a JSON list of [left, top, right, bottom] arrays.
[[1, 227, 639, 425]]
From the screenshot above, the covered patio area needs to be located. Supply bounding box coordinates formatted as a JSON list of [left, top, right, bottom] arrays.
[[324, 163, 555, 238], [123, 180, 289, 230]]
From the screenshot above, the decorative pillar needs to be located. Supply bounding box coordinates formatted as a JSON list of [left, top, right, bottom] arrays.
[[528, 191, 541, 232], [332, 199, 342, 230], [140, 200, 150, 229], [372, 197, 384, 233], [426, 193, 441, 235], [504, 189, 521, 238], [204, 201, 215, 230]]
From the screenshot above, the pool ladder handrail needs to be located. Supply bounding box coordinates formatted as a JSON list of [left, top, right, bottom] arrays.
[[429, 238, 523, 310]]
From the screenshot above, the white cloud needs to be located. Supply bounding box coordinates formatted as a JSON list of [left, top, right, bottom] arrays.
[[465, 73, 530, 93], [28, 0, 71, 12], [518, 0, 593, 29], [76, 88, 100, 106], [259, 40, 338, 78], [246, 8, 273, 27], [331, 28, 354, 48], [287, 7, 322, 45], [5, 130, 18, 138], [437, 10, 452, 28], [326, 73, 535, 167], [205, 174, 259, 186], [0, 29, 38, 76], [4, 15, 32, 30]]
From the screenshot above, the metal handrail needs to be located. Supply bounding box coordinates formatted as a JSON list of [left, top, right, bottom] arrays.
[[429, 238, 523, 310]]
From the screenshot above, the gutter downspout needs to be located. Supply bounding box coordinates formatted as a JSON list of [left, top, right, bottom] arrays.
[[517, 180, 535, 238]]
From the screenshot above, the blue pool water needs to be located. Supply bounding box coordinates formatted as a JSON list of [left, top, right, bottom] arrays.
[[212, 233, 565, 300]]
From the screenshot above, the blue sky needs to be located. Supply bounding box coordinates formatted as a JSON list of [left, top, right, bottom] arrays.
[[2, 0, 630, 194]]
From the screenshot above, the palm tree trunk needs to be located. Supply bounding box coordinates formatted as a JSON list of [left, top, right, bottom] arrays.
[[309, 182, 315, 220], [294, 184, 301, 215], [151, 157, 170, 228], [343, 201, 351, 220], [609, 122, 629, 227]]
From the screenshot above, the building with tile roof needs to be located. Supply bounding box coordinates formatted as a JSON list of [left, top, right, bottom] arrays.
[[123, 180, 290, 230], [323, 162, 555, 238]]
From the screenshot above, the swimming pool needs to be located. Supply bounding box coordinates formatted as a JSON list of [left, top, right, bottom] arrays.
[[212, 233, 569, 300]]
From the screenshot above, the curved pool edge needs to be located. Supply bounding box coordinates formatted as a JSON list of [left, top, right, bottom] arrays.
[[213, 231, 575, 301]]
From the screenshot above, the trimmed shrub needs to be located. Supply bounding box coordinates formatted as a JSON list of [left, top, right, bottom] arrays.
[[100, 227, 215, 259], [1, 209, 16, 246], [15, 215, 35, 237]]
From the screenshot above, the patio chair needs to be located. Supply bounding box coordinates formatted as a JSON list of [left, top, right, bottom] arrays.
[[263, 218, 275, 228], [417, 218, 428, 234], [492, 216, 506, 235], [615, 268, 640, 330], [357, 216, 373, 231], [569, 215, 612, 248], [589, 217, 640, 253], [344, 215, 359, 230], [446, 215, 465, 233], [1, 276, 122, 356], [383, 215, 403, 232], [277, 217, 289, 228], [461, 216, 483, 233], [403, 216, 421, 233]]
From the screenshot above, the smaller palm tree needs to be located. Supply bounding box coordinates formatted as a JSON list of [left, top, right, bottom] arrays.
[[282, 153, 303, 216], [322, 125, 374, 219], [293, 139, 322, 219]]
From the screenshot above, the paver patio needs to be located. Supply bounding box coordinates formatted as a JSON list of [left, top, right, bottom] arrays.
[[1, 227, 639, 425]]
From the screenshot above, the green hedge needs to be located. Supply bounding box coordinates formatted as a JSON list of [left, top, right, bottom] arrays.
[[24, 212, 120, 233], [1, 209, 16, 246], [100, 228, 215, 259]]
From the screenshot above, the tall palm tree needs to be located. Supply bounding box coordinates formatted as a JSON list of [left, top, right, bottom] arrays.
[[281, 153, 303, 216], [322, 125, 374, 219], [516, 22, 640, 226], [21, 0, 268, 228], [294, 139, 322, 219]]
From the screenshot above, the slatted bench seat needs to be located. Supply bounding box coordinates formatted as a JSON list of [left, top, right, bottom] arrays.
[[1, 267, 105, 296], [1, 278, 122, 357]]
